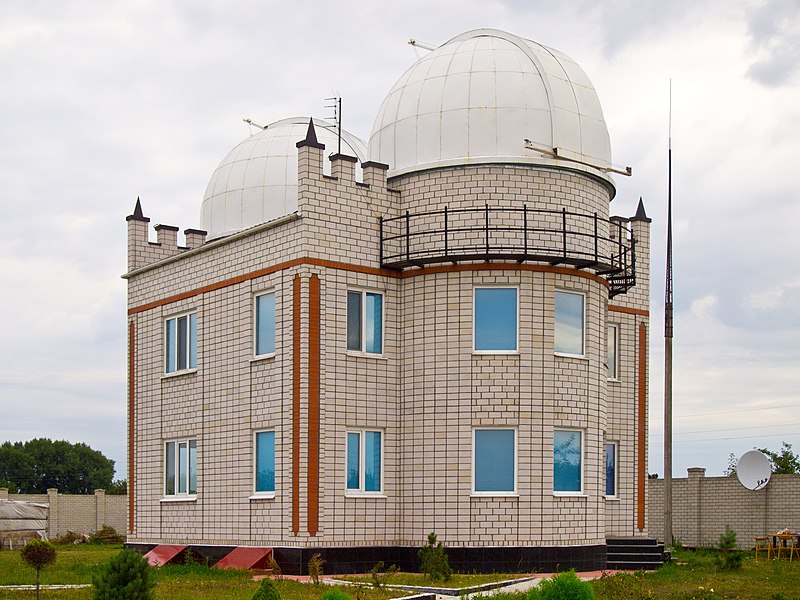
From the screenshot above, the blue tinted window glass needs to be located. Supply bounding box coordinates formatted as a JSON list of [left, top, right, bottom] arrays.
[[256, 293, 276, 355], [605, 443, 616, 496], [364, 431, 382, 491], [178, 441, 188, 494], [256, 431, 275, 493], [165, 319, 176, 372], [347, 292, 362, 351], [189, 314, 197, 368], [554, 430, 582, 492], [346, 432, 360, 490], [474, 288, 517, 351], [177, 316, 188, 370], [474, 429, 515, 492], [365, 293, 383, 354], [188, 440, 197, 495], [555, 291, 584, 355], [165, 442, 175, 495]]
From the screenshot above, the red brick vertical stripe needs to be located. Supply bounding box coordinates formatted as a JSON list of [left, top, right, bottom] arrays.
[[637, 322, 647, 531], [292, 274, 301, 536], [128, 321, 135, 534], [307, 274, 321, 536]]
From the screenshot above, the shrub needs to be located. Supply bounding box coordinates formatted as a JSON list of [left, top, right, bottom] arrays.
[[418, 532, 452, 582], [90, 524, 126, 545], [370, 561, 398, 589], [268, 554, 283, 579], [92, 549, 155, 600], [714, 526, 743, 572], [21, 540, 57, 600], [308, 552, 326, 584], [322, 589, 354, 600], [537, 570, 595, 600], [252, 578, 281, 600], [53, 531, 89, 545]]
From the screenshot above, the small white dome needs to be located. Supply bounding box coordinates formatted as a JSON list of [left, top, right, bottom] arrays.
[[369, 29, 612, 180], [201, 117, 367, 240]]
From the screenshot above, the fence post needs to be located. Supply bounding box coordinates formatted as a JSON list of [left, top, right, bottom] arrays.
[[95, 489, 107, 532], [485, 203, 490, 256], [405, 210, 411, 262], [562, 208, 567, 258], [47, 488, 58, 539], [523, 204, 528, 256], [594, 213, 598, 262], [444, 206, 448, 258], [379, 217, 384, 265]]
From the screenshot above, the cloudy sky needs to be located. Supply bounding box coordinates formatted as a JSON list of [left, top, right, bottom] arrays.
[[1, 0, 798, 483]]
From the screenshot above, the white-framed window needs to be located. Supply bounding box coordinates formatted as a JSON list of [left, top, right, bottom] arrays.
[[165, 312, 197, 373], [555, 290, 584, 356], [473, 428, 517, 494], [254, 430, 275, 495], [553, 429, 583, 494], [473, 287, 518, 353], [605, 442, 618, 498], [255, 291, 276, 357], [347, 290, 383, 354], [607, 323, 619, 380], [345, 429, 383, 494], [165, 439, 197, 497]]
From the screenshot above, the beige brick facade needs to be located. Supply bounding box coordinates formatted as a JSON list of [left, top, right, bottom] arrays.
[[125, 132, 651, 564]]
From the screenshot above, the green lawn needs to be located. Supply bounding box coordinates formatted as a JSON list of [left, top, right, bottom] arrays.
[[2, 546, 800, 600]]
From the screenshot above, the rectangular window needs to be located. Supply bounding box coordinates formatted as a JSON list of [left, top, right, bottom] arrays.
[[254, 430, 275, 494], [473, 428, 516, 494], [474, 287, 518, 352], [605, 442, 617, 497], [255, 292, 276, 356], [607, 324, 619, 379], [165, 313, 197, 373], [555, 290, 584, 356], [347, 290, 383, 354], [345, 430, 382, 493], [554, 429, 583, 494], [165, 439, 197, 497]]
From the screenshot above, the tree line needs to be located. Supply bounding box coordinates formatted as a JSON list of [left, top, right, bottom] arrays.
[[0, 438, 126, 494]]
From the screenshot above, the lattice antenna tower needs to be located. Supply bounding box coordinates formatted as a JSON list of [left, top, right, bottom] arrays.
[[324, 95, 342, 155]]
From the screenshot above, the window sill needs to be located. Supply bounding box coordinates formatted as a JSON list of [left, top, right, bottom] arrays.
[[250, 353, 276, 363], [605, 496, 619, 501], [344, 492, 387, 498], [554, 352, 588, 361], [160, 496, 197, 503], [553, 492, 587, 498], [345, 351, 387, 360], [249, 493, 276, 501], [470, 493, 519, 498], [607, 377, 621, 383], [472, 351, 520, 356], [161, 368, 198, 380]]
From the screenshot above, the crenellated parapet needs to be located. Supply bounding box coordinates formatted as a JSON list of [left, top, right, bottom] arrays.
[[294, 120, 399, 266], [126, 198, 207, 272]]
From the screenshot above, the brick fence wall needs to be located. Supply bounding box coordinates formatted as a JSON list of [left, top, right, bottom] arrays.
[[0, 488, 128, 538], [647, 468, 800, 549]]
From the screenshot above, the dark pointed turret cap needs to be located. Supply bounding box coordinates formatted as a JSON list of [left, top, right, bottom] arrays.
[[126, 197, 150, 222], [630, 197, 652, 223], [295, 118, 325, 150]]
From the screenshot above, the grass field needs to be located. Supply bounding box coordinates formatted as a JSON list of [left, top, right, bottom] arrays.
[[1, 545, 800, 599]]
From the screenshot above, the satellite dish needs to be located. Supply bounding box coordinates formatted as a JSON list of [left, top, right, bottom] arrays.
[[736, 450, 772, 490]]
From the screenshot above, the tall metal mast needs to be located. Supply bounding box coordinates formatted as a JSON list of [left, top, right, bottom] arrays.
[[664, 81, 674, 548]]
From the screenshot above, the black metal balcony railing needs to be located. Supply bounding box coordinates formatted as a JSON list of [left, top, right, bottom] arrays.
[[380, 204, 636, 297]]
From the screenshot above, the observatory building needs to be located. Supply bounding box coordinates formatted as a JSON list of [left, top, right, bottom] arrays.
[[124, 29, 653, 573]]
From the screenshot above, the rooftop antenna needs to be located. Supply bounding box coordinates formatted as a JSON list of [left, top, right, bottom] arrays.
[[664, 79, 674, 549], [408, 38, 436, 58], [324, 95, 342, 155]]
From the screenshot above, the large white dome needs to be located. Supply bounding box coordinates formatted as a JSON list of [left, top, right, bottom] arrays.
[[202, 117, 367, 240], [368, 29, 612, 179]]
